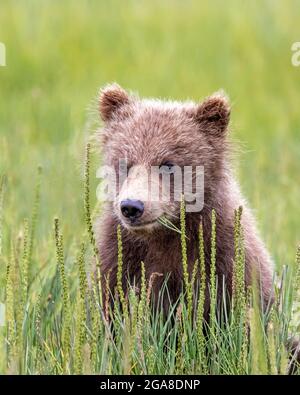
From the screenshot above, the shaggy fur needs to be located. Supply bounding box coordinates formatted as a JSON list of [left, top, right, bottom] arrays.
[[95, 83, 274, 318]]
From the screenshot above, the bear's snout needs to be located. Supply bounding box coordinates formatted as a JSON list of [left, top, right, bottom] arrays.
[[120, 199, 144, 221]]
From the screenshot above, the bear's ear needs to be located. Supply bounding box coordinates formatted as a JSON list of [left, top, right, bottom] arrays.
[[195, 92, 230, 137], [99, 83, 130, 122]]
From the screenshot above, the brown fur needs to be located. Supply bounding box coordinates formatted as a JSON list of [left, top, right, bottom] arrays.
[[95, 83, 274, 319]]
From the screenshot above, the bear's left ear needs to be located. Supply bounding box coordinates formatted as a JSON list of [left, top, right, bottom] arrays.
[[195, 92, 231, 137], [99, 83, 130, 122]]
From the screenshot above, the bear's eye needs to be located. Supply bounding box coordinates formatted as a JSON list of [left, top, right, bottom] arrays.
[[159, 162, 175, 174]]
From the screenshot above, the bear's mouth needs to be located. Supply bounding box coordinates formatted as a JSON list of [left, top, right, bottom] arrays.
[[123, 219, 158, 229]]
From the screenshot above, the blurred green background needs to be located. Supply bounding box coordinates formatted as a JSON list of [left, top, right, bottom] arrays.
[[0, 0, 299, 267]]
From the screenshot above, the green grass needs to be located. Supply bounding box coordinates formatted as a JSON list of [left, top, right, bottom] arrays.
[[0, 0, 299, 374]]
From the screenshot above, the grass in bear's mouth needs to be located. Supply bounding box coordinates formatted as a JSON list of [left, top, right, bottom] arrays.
[[157, 216, 182, 234], [157, 215, 191, 240], [0, 145, 299, 375]]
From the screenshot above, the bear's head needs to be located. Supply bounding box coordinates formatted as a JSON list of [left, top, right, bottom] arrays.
[[97, 83, 230, 233]]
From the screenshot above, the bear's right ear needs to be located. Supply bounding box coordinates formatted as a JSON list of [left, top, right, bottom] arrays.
[[99, 83, 130, 122]]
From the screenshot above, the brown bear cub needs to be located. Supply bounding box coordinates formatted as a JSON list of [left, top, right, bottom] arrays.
[[95, 83, 274, 318]]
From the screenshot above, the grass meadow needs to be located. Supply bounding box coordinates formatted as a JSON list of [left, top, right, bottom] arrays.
[[0, 0, 299, 374]]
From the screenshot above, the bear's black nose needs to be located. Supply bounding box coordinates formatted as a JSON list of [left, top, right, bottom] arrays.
[[120, 199, 144, 220]]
